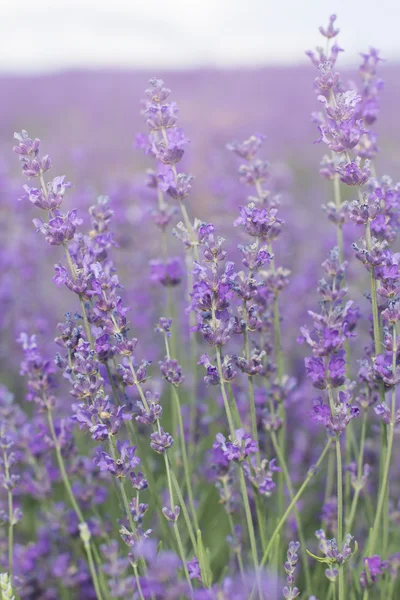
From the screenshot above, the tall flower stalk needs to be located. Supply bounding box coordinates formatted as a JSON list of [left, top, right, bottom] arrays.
[[300, 248, 359, 599], [139, 79, 200, 447]]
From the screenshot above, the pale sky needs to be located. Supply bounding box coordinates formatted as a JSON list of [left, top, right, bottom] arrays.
[[1, 0, 399, 72]]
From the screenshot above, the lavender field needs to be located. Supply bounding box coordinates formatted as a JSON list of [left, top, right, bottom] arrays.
[[1, 14, 400, 600]]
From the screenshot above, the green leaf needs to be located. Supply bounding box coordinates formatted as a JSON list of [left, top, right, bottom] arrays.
[[306, 549, 332, 564], [197, 529, 213, 588]]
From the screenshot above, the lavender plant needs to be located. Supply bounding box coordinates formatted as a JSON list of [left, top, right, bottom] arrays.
[[0, 12, 399, 600]]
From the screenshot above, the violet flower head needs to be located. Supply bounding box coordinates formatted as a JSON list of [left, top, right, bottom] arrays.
[[283, 541, 300, 599], [187, 557, 202, 582], [135, 391, 162, 426], [373, 352, 400, 387], [244, 457, 280, 496], [336, 158, 371, 186], [93, 440, 140, 478], [213, 429, 258, 462], [312, 530, 356, 583], [311, 391, 359, 434], [154, 317, 173, 336], [319, 14, 339, 39], [198, 354, 220, 386], [18, 332, 56, 409], [150, 428, 174, 454], [226, 133, 266, 161], [72, 397, 130, 441], [130, 471, 148, 491], [234, 203, 281, 239], [360, 555, 388, 589], [21, 175, 71, 211], [149, 257, 183, 287], [0, 425, 20, 494], [13, 130, 49, 178], [139, 77, 194, 220], [159, 357, 185, 386]]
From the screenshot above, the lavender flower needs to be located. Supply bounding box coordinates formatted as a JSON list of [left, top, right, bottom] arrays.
[[213, 429, 258, 462], [360, 555, 388, 589], [93, 441, 140, 478], [283, 541, 300, 599]]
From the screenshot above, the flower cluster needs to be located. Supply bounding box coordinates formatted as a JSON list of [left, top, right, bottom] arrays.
[[299, 248, 359, 435], [283, 541, 301, 599], [213, 429, 258, 463]]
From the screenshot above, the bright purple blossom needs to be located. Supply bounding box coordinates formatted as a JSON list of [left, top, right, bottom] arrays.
[[213, 429, 258, 462]]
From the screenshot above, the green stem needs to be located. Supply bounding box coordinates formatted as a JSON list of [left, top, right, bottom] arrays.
[[270, 432, 311, 592], [346, 410, 367, 532], [336, 434, 345, 600], [126, 420, 173, 547], [242, 301, 268, 553], [367, 327, 397, 556], [387, 577, 395, 600], [243, 312, 260, 457], [163, 452, 193, 595], [259, 438, 332, 569], [108, 371, 173, 547], [324, 446, 335, 505], [164, 333, 199, 533], [82, 533, 104, 600], [226, 509, 245, 583], [215, 346, 236, 438], [170, 466, 198, 552], [238, 467, 262, 599], [365, 224, 381, 356], [215, 344, 261, 595], [171, 385, 199, 531], [132, 562, 146, 600], [47, 411, 84, 521], [227, 383, 243, 429], [47, 410, 103, 599], [332, 171, 354, 528], [328, 582, 336, 600], [178, 198, 199, 262], [105, 362, 121, 404], [327, 383, 344, 600], [92, 546, 113, 600], [268, 244, 286, 525], [127, 357, 196, 553], [332, 174, 343, 263], [63, 242, 93, 346], [365, 221, 387, 523], [3, 452, 13, 582]]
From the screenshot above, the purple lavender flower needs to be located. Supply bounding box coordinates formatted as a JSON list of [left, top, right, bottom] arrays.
[[213, 429, 258, 462], [311, 392, 359, 434], [135, 391, 162, 425], [226, 133, 267, 161], [198, 354, 220, 386], [319, 14, 339, 39], [336, 159, 371, 186], [150, 428, 174, 454], [159, 357, 185, 386], [360, 555, 388, 589], [234, 203, 281, 239], [93, 440, 140, 478], [72, 398, 130, 441], [187, 557, 202, 582], [149, 257, 183, 286], [244, 457, 280, 496], [283, 541, 300, 599]]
